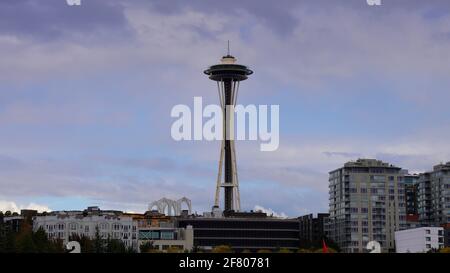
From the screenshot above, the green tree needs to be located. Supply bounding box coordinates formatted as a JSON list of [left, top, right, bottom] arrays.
[[16, 221, 36, 253], [33, 227, 51, 253], [278, 248, 292, 253], [105, 236, 126, 253], [16, 233, 36, 253], [93, 226, 104, 253]]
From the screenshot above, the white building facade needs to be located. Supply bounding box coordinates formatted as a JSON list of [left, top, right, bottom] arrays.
[[395, 227, 444, 253], [32, 207, 138, 249]]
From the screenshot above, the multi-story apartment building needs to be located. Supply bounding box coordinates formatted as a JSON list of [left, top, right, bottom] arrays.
[[328, 159, 406, 253], [32, 206, 138, 249], [417, 162, 450, 226]]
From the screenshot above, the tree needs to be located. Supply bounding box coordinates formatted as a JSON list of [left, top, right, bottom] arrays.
[[278, 248, 292, 253], [16, 233, 36, 253], [125, 245, 137, 253], [33, 227, 51, 253], [140, 241, 157, 253], [166, 246, 182, 253], [211, 245, 233, 253], [439, 247, 450, 253], [314, 247, 337, 253], [105, 236, 126, 253], [257, 249, 272, 253], [16, 220, 36, 253], [0, 224, 16, 253], [93, 226, 104, 253], [69, 233, 94, 253]]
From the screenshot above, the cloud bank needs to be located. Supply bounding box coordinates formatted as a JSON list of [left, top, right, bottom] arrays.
[[1, 0, 450, 216]]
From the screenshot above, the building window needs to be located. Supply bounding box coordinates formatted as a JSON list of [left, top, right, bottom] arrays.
[[426, 229, 430, 234], [426, 237, 431, 241], [69, 223, 77, 231], [426, 244, 431, 249]]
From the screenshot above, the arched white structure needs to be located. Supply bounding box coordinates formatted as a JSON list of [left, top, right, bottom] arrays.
[[177, 197, 192, 214], [149, 197, 192, 216]]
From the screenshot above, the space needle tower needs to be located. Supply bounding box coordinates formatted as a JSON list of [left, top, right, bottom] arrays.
[[204, 44, 253, 213]]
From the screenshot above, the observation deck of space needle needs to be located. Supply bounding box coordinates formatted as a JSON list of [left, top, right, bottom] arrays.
[[204, 42, 253, 214]]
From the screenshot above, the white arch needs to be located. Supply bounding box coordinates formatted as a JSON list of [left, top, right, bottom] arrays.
[[177, 197, 192, 214], [148, 197, 192, 216]]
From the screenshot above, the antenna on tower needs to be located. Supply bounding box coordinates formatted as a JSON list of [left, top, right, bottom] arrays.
[[227, 40, 230, 56]]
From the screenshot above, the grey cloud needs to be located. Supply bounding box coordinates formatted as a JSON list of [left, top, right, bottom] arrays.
[[143, 0, 300, 36], [0, 0, 131, 42], [0, 154, 25, 171], [323, 151, 362, 158], [0, 168, 212, 214]]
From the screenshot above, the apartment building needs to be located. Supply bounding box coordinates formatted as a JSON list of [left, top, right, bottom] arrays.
[[328, 159, 406, 253]]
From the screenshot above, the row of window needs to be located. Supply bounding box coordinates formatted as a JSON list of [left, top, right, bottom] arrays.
[[42, 222, 135, 232]]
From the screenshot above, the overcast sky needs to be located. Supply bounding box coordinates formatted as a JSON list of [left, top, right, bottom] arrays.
[[1, 0, 450, 216]]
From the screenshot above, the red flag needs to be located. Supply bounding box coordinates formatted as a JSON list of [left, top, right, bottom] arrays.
[[322, 239, 329, 253]]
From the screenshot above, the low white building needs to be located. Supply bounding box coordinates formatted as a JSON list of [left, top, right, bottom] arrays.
[[395, 227, 444, 253], [32, 206, 138, 249], [138, 220, 194, 252]]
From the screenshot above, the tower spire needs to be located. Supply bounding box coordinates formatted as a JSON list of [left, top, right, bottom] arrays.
[[227, 40, 230, 56]]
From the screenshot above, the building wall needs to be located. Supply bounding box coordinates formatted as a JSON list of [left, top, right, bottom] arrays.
[[2, 216, 24, 233], [444, 225, 450, 247], [33, 213, 137, 249], [138, 225, 193, 252], [328, 159, 406, 253], [298, 213, 329, 247], [395, 227, 444, 253], [177, 217, 301, 251]]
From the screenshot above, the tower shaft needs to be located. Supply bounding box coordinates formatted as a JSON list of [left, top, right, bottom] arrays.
[[223, 79, 234, 212]]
